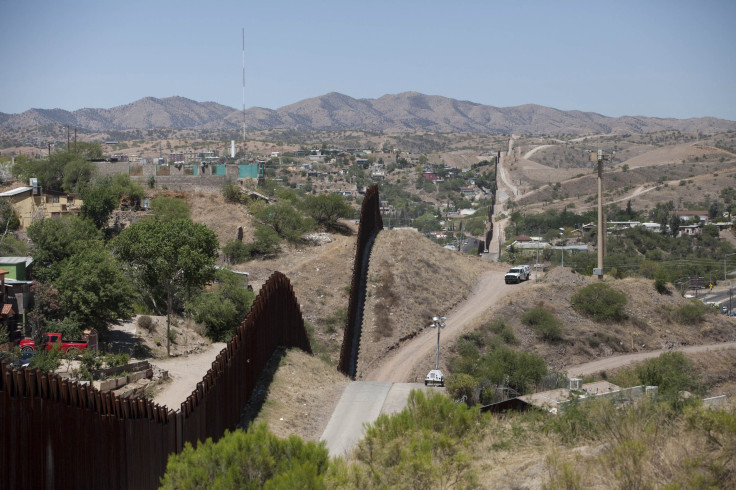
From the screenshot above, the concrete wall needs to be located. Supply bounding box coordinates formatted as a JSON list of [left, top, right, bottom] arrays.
[[95, 162, 259, 193]]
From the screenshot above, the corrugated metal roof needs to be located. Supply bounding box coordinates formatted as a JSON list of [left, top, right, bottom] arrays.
[[0, 187, 32, 197], [0, 257, 32, 265]]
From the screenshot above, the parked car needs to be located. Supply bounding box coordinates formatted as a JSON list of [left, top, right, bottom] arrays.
[[19, 333, 88, 355]]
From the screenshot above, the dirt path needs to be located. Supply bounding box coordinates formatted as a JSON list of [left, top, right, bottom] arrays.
[[523, 144, 554, 160], [151, 342, 227, 410], [566, 342, 736, 377], [366, 269, 528, 382]]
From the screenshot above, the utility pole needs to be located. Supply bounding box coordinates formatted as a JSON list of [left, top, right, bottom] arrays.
[[591, 149, 612, 280]]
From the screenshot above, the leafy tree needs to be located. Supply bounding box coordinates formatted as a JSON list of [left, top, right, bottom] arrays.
[[26, 281, 63, 340], [107, 174, 144, 208], [149, 196, 190, 222], [302, 193, 353, 229], [27, 216, 102, 282], [72, 142, 103, 160], [414, 212, 441, 233], [188, 269, 254, 341], [12, 152, 93, 192], [253, 202, 314, 243], [81, 185, 118, 229], [161, 423, 330, 489], [53, 244, 135, 331], [668, 214, 681, 237], [0, 200, 20, 232], [113, 219, 218, 356], [62, 159, 96, 193]]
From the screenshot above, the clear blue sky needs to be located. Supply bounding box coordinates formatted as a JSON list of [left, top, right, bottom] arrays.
[[1, 0, 734, 120]]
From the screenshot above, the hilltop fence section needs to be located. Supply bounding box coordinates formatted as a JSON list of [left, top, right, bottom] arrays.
[[0, 271, 311, 490], [338, 185, 383, 379]]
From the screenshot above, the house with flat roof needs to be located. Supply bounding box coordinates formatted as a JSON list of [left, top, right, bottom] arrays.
[[0, 186, 82, 228]]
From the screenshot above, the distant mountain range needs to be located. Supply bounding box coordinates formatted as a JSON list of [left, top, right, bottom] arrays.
[[1, 92, 734, 135]]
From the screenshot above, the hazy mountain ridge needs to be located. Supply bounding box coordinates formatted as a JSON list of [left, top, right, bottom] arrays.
[[1, 92, 734, 135]]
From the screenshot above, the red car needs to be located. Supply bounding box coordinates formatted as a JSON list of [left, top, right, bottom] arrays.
[[19, 333, 88, 355]]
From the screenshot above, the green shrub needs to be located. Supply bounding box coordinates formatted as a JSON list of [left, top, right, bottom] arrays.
[[521, 306, 563, 342], [635, 351, 699, 402], [571, 283, 628, 322], [668, 301, 708, 324], [445, 373, 477, 403], [329, 390, 482, 488], [137, 315, 154, 332], [80, 349, 103, 373], [223, 239, 251, 264], [29, 344, 63, 372], [653, 268, 669, 294], [222, 182, 247, 204], [161, 423, 330, 489], [488, 319, 519, 345], [189, 268, 255, 341], [103, 351, 130, 368]]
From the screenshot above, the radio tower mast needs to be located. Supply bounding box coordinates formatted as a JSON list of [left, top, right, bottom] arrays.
[[242, 27, 246, 160]]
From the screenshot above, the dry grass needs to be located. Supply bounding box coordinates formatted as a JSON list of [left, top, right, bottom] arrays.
[[251, 348, 349, 442], [357, 229, 495, 375], [186, 191, 255, 247]]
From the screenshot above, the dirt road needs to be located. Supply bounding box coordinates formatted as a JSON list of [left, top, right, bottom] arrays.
[[366, 269, 527, 382], [566, 342, 736, 377], [151, 342, 227, 410]]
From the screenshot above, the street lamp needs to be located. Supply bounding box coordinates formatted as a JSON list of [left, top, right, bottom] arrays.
[[430, 316, 447, 370], [724, 253, 736, 282]]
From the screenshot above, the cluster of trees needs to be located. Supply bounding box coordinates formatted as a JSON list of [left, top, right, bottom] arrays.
[[11, 145, 102, 194], [24, 186, 253, 350], [222, 186, 354, 264]]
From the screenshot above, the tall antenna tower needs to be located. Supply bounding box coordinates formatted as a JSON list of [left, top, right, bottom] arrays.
[[242, 27, 246, 159]]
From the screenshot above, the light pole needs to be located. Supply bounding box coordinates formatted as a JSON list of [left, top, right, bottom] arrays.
[[724, 253, 736, 282], [430, 316, 447, 370]]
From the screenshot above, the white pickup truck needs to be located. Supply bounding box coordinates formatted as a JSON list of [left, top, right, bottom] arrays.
[[505, 265, 531, 284]]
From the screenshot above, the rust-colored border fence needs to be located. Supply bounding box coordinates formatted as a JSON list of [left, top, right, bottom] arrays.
[[485, 151, 500, 252], [338, 185, 383, 378], [0, 271, 311, 490]]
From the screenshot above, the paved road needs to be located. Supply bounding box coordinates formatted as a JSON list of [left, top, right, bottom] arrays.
[[565, 342, 736, 378], [320, 382, 434, 457]]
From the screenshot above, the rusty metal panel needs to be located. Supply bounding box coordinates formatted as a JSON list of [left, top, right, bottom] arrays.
[[338, 184, 384, 377], [0, 269, 314, 489]]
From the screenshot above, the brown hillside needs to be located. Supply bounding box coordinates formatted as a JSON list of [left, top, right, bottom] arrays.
[[447, 267, 736, 373], [358, 229, 495, 376]]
